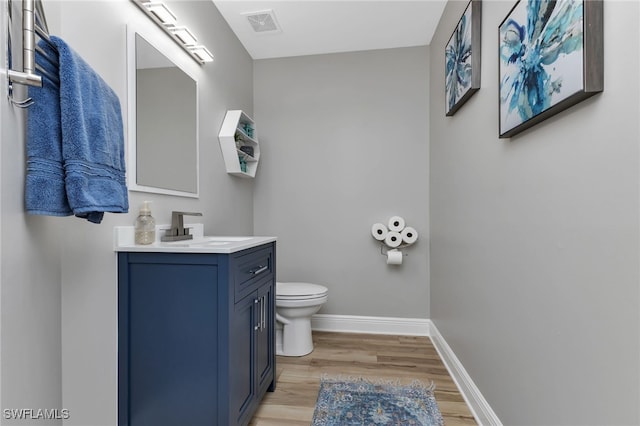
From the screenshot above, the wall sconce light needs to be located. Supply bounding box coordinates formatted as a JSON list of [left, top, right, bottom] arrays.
[[132, 0, 214, 65]]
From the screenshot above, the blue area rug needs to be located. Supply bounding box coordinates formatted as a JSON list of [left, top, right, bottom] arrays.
[[312, 376, 444, 426]]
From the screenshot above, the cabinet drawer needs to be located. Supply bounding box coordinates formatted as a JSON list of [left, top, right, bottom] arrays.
[[233, 244, 274, 302]]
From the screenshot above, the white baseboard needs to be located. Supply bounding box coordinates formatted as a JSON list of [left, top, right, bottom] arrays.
[[309, 314, 500, 426], [311, 314, 430, 336], [429, 321, 502, 426]]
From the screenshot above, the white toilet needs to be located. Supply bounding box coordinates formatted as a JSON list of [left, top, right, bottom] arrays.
[[275, 282, 328, 357]]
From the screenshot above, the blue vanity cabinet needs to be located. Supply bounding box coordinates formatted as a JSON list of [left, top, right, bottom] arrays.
[[118, 242, 276, 426]]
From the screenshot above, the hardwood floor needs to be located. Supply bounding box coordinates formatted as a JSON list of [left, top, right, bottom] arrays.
[[250, 331, 477, 425]]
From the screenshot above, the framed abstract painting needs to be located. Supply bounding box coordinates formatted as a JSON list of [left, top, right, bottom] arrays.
[[498, 0, 603, 138], [445, 0, 482, 117]]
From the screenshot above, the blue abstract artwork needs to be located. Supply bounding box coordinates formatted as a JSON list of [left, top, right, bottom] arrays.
[[445, 0, 480, 116], [499, 0, 598, 137]]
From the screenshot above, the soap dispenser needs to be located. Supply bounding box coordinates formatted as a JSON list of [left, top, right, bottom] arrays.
[[134, 201, 156, 245]]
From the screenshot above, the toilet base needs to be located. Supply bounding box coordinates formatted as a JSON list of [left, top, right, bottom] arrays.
[[276, 319, 314, 357]]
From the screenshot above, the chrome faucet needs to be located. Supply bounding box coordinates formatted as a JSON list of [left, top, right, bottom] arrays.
[[161, 211, 203, 242]]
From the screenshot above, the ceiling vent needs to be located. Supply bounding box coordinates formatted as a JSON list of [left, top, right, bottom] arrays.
[[242, 10, 281, 34]]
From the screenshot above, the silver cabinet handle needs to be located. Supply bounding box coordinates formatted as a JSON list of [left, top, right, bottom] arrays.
[[254, 298, 261, 331], [261, 295, 266, 331], [249, 265, 268, 275]]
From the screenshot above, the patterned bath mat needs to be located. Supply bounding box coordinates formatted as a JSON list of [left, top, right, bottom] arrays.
[[311, 376, 444, 426]]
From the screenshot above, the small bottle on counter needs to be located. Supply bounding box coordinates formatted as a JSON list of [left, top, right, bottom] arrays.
[[134, 201, 156, 245]]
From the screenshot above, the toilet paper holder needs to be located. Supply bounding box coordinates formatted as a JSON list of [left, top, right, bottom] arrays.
[[371, 216, 418, 265], [380, 243, 409, 257]]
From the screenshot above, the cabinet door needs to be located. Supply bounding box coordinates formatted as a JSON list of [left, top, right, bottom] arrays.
[[229, 292, 257, 425], [255, 281, 275, 396], [122, 260, 218, 426]]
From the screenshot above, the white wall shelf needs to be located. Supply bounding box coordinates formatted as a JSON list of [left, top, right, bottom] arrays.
[[218, 110, 260, 178]]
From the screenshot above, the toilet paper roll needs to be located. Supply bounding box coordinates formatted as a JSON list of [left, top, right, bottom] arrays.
[[386, 249, 403, 265], [384, 231, 402, 248], [401, 226, 418, 245], [371, 223, 388, 241], [388, 216, 405, 232]]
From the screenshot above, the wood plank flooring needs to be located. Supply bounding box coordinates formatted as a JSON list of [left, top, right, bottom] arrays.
[[250, 331, 477, 425]]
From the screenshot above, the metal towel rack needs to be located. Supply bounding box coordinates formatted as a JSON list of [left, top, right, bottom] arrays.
[[7, 0, 52, 108]]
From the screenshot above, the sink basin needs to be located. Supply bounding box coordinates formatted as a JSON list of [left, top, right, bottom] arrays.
[[201, 236, 253, 242], [159, 236, 254, 248], [189, 237, 253, 246]]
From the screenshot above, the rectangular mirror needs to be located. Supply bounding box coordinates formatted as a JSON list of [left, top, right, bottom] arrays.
[[127, 25, 199, 198]]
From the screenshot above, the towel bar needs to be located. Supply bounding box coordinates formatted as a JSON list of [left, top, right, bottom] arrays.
[[7, 0, 51, 108]]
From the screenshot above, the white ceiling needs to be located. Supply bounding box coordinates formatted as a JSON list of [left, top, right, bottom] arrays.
[[212, 1, 447, 60]]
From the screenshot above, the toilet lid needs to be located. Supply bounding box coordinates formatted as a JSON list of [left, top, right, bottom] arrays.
[[276, 282, 328, 299]]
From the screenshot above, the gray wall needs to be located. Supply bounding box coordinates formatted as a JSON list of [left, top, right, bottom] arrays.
[[429, 1, 640, 424], [1, 2, 63, 424], [1, 1, 255, 425], [254, 47, 430, 318]]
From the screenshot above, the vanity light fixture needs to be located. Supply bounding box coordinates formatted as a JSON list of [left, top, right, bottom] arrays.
[[189, 46, 214, 63], [144, 2, 176, 25], [169, 26, 198, 46], [131, 0, 214, 65]]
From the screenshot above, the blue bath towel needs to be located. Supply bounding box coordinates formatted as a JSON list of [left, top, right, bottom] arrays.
[[26, 36, 128, 223], [53, 35, 128, 223], [26, 39, 71, 217]]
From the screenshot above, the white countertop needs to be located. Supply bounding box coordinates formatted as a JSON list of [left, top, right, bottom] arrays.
[[114, 224, 276, 254]]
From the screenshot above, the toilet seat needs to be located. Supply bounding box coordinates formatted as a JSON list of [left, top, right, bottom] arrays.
[[276, 282, 328, 300]]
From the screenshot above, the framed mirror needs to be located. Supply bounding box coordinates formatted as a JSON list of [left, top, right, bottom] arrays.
[[127, 25, 199, 198]]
